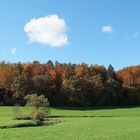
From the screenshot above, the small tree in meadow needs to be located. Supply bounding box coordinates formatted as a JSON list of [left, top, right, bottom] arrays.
[[24, 94, 50, 125]]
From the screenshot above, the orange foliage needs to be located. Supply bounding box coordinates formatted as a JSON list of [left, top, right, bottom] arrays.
[[23, 61, 45, 77], [75, 64, 88, 77], [117, 65, 140, 87]]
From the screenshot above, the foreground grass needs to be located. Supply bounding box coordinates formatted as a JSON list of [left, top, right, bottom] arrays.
[[1, 106, 140, 140]]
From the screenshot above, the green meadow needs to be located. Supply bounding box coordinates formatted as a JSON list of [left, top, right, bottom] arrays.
[[1, 106, 140, 140]]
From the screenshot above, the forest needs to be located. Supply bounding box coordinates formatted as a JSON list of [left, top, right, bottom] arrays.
[[0, 60, 140, 106]]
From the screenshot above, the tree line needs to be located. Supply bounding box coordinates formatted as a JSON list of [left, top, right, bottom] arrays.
[[0, 60, 140, 106]]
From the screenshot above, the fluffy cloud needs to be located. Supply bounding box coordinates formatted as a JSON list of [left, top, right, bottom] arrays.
[[11, 48, 16, 55], [102, 26, 113, 33], [24, 15, 68, 47]]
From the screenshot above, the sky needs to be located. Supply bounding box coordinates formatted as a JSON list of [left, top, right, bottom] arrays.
[[0, 0, 140, 70]]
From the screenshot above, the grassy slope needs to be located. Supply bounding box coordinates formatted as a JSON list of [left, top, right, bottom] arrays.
[[1, 106, 140, 140]]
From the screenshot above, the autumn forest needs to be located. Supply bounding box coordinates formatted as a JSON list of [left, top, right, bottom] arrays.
[[0, 60, 140, 106]]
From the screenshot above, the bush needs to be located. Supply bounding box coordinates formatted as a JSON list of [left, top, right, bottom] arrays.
[[24, 94, 50, 124]]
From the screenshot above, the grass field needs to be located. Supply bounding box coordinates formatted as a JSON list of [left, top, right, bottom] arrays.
[[1, 106, 140, 140]]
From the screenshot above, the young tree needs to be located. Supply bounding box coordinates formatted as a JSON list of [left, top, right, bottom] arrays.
[[24, 94, 50, 124]]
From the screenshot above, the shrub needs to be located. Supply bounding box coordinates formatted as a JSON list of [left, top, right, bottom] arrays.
[[24, 94, 50, 124]]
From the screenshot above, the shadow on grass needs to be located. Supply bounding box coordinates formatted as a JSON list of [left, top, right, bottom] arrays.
[[0, 120, 61, 129], [49, 115, 128, 118], [52, 105, 140, 111]]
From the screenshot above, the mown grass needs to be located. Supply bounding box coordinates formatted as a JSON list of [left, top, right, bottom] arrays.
[[1, 106, 140, 140]]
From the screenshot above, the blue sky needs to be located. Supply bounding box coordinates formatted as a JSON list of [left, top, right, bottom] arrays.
[[0, 0, 140, 70]]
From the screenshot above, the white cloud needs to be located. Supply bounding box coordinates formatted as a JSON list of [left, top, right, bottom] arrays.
[[11, 48, 16, 55], [24, 15, 68, 47], [102, 26, 113, 33]]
